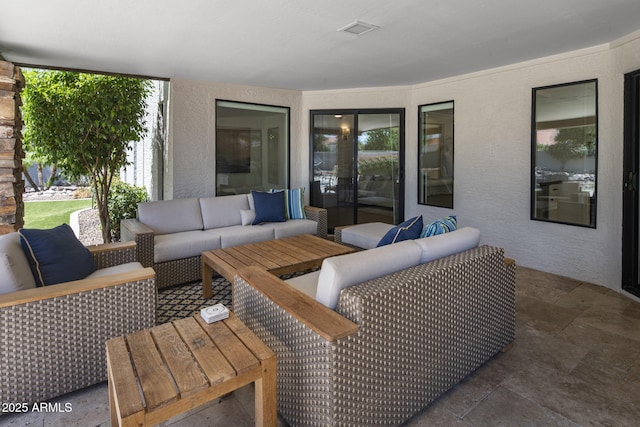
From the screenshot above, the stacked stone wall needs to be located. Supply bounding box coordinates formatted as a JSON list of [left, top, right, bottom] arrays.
[[0, 61, 25, 234]]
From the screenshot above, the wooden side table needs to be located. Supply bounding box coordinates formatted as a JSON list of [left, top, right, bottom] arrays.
[[106, 312, 276, 426]]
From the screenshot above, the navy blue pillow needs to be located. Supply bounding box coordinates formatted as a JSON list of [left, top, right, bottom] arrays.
[[251, 190, 287, 225], [19, 224, 97, 286], [377, 215, 423, 247]]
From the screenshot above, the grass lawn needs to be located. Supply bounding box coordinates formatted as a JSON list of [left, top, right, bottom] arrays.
[[24, 199, 93, 229]]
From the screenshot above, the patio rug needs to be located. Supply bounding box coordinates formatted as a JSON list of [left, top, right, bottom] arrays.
[[156, 269, 316, 324], [156, 275, 232, 324]]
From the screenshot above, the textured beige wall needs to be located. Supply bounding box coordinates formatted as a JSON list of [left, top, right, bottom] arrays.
[[406, 44, 620, 290], [168, 79, 302, 198], [167, 33, 640, 292]]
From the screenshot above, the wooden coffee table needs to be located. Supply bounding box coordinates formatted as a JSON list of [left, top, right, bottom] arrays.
[[106, 312, 276, 426], [201, 234, 355, 298]]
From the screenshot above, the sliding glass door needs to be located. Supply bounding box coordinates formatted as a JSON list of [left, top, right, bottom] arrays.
[[623, 68, 640, 298], [310, 109, 404, 232]]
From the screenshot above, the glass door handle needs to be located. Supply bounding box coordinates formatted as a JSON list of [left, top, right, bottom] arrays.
[[625, 171, 637, 191]]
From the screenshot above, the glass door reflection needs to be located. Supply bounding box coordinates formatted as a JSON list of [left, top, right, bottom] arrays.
[[311, 110, 404, 232]]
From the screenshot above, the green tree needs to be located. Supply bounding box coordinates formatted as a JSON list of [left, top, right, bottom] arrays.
[[361, 128, 399, 151], [21, 70, 151, 242], [548, 126, 594, 170]]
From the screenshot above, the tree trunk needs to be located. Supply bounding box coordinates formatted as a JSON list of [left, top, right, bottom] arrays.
[[92, 171, 112, 244], [22, 166, 39, 191], [37, 163, 44, 189], [46, 164, 57, 188]]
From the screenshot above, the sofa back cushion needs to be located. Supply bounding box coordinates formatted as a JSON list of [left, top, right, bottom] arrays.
[[414, 226, 480, 263], [200, 194, 249, 230], [0, 232, 36, 294], [138, 198, 203, 235], [315, 240, 422, 309]]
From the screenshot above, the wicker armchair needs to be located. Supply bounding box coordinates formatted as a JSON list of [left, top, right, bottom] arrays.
[[0, 241, 156, 406], [234, 245, 516, 426]]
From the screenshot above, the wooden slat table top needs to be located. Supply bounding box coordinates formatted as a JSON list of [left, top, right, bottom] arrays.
[[203, 234, 355, 283], [172, 316, 236, 386], [106, 312, 276, 425], [105, 336, 144, 419]]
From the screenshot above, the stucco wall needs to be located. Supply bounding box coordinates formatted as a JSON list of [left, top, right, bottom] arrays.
[[405, 45, 622, 290], [169, 79, 302, 198], [167, 32, 640, 292]]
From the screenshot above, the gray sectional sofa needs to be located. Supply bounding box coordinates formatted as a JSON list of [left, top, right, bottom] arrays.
[[234, 226, 516, 426], [121, 193, 328, 288]]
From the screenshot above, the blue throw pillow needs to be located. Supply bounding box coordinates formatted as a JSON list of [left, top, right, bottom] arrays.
[[377, 215, 423, 247], [421, 215, 457, 238], [251, 190, 287, 224], [19, 224, 97, 287]]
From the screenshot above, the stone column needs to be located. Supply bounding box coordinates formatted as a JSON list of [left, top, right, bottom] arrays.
[[0, 61, 25, 234]]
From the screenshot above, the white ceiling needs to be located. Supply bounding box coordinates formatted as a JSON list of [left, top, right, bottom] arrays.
[[2, 0, 640, 91]]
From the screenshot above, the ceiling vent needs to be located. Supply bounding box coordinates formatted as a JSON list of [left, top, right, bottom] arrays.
[[338, 20, 379, 36]]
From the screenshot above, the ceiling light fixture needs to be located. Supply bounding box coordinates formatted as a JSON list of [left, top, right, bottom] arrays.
[[338, 20, 380, 36]]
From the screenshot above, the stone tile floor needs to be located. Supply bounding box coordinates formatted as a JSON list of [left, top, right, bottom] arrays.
[[1, 266, 639, 426]]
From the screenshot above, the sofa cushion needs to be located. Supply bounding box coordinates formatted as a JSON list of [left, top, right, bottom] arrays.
[[153, 230, 221, 263], [208, 225, 275, 248], [377, 215, 423, 247], [316, 240, 422, 309], [0, 232, 36, 294], [251, 191, 286, 225], [285, 270, 321, 298], [138, 198, 203, 235], [420, 215, 457, 238], [19, 224, 97, 287], [270, 219, 318, 239], [85, 262, 144, 278], [414, 227, 480, 263], [340, 222, 395, 249], [200, 194, 249, 230]]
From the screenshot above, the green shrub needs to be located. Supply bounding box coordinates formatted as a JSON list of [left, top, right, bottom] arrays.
[[108, 181, 148, 241], [358, 155, 398, 177]]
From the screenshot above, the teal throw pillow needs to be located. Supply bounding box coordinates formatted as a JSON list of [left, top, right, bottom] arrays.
[[269, 188, 307, 220], [19, 224, 97, 287], [421, 215, 457, 238], [377, 215, 423, 247]]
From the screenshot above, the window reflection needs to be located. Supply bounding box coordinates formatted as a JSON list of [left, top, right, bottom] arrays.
[[215, 100, 289, 196], [532, 80, 597, 227], [419, 101, 454, 208]]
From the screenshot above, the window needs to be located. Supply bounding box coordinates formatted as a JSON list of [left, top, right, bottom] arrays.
[[418, 101, 454, 208], [531, 80, 597, 227], [215, 100, 289, 196]]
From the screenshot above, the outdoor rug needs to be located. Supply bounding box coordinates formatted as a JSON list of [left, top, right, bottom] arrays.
[[156, 270, 315, 324], [157, 275, 232, 324]]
